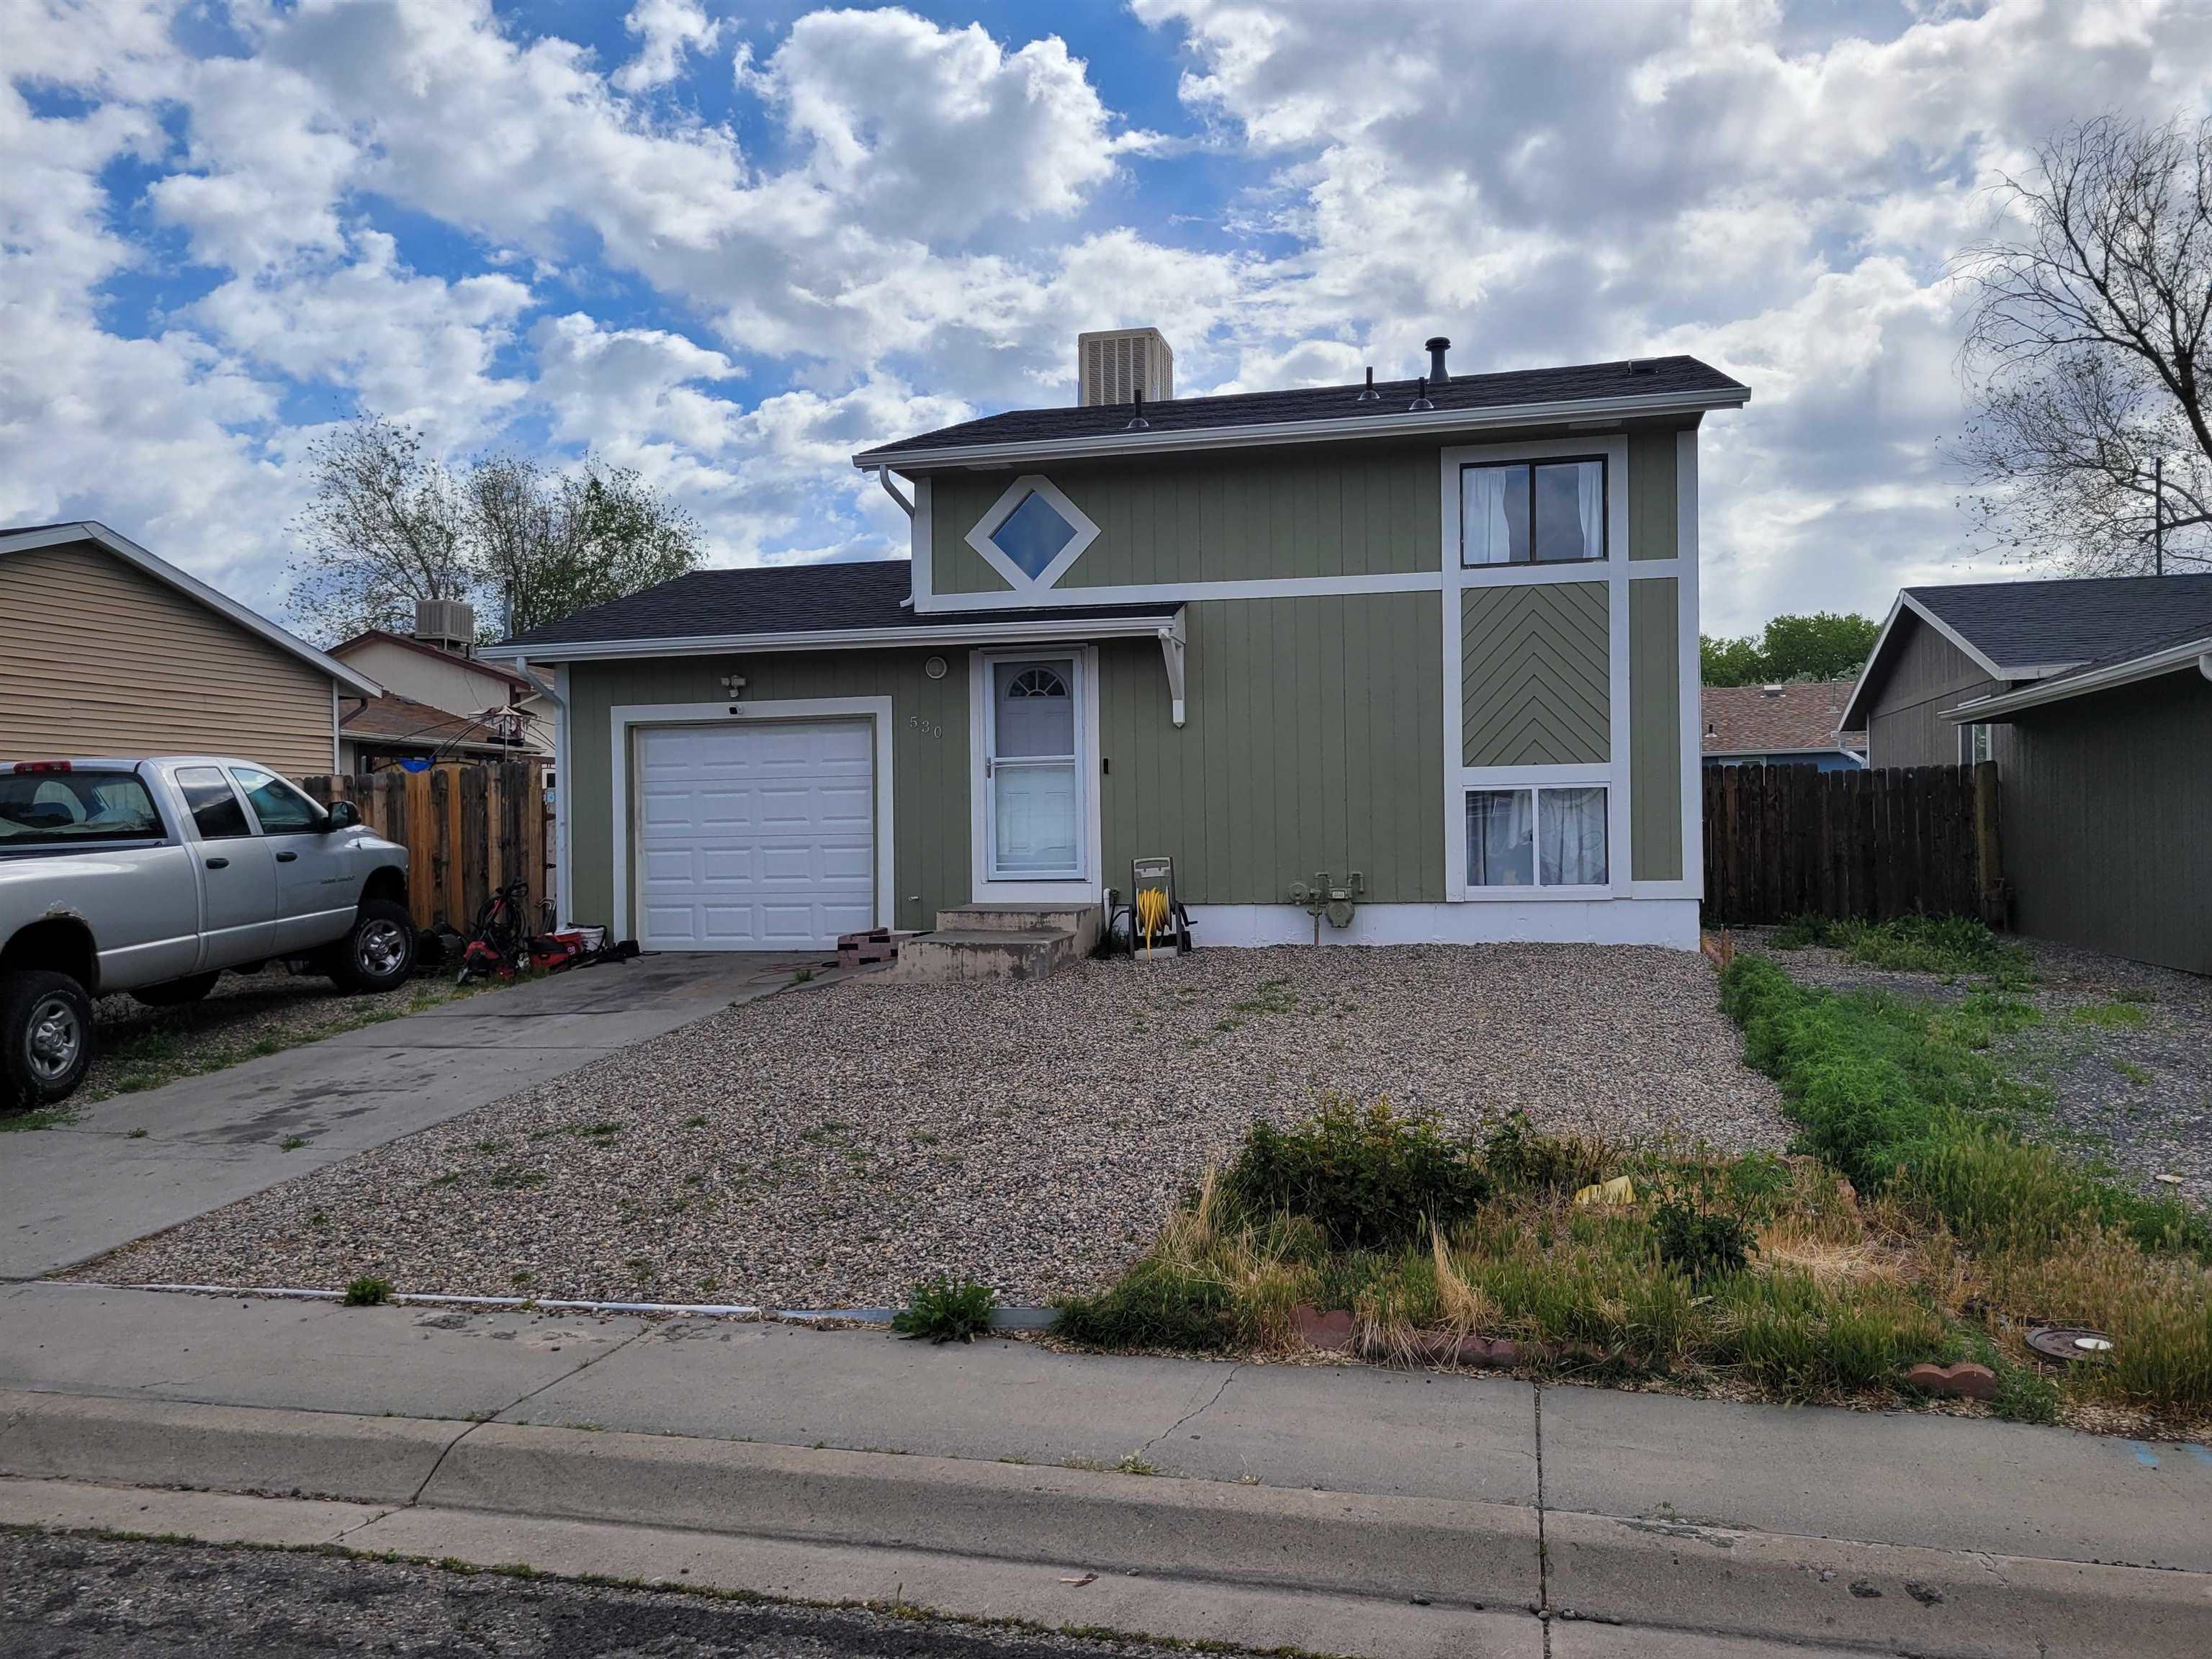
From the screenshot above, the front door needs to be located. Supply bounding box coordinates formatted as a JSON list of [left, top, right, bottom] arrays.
[[984, 655, 1083, 881]]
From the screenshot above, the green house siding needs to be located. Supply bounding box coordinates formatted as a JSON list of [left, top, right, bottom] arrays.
[[562, 649, 969, 935], [1459, 583, 1609, 765], [1627, 428, 1678, 561], [1628, 577, 1683, 881], [930, 441, 1444, 595], [1098, 591, 1444, 905]]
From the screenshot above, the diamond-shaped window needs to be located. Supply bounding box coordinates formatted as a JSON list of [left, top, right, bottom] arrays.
[[989, 490, 1079, 580]]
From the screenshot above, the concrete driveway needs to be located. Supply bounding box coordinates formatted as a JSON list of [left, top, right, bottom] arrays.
[[0, 954, 829, 1280]]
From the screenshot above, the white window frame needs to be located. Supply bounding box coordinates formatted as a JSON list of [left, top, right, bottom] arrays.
[[606, 696, 896, 946], [968, 645, 1102, 901], [1440, 433, 1635, 901], [1959, 721, 1992, 765], [1462, 781, 1614, 894], [1457, 453, 1610, 568], [963, 474, 1101, 595]]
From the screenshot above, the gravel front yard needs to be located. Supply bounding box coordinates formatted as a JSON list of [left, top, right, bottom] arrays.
[[95, 944, 1784, 1307], [1753, 931, 2212, 1208]]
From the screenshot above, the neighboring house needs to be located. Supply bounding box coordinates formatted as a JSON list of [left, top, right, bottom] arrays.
[[488, 334, 1749, 952], [336, 690, 533, 773], [1701, 680, 1865, 770], [331, 602, 555, 773], [0, 520, 379, 777], [1840, 574, 2212, 769], [1845, 573, 2212, 975]]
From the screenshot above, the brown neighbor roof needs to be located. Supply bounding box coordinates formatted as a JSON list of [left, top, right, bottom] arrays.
[[1701, 679, 1866, 757], [340, 691, 521, 755]]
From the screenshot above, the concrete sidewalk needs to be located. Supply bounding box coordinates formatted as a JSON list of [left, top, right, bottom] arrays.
[[2, 1282, 2208, 1656], [0, 954, 827, 1280]]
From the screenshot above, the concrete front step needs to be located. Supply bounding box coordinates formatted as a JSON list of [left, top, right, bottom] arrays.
[[933, 902, 1102, 956], [895, 927, 1080, 982]]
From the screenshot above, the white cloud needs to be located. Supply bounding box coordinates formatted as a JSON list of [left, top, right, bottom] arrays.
[[613, 0, 722, 94]]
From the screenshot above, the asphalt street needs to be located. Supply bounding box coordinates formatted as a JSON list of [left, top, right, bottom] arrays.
[[1, 1529, 1195, 1659]]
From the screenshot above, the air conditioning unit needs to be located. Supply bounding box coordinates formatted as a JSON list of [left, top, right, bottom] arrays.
[[1078, 328, 1173, 408], [413, 598, 477, 652]]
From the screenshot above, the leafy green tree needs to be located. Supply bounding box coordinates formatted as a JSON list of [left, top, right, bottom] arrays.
[[287, 418, 704, 641], [1701, 611, 1880, 686]]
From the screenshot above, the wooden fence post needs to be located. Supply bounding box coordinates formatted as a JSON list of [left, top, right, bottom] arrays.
[[1973, 758, 2005, 927]]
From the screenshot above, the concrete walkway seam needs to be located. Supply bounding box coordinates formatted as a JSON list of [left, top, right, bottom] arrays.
[[1, 1389, 2206, 1658]]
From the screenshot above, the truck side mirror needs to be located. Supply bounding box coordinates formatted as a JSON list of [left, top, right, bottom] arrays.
[[325, 801, 361, 832]]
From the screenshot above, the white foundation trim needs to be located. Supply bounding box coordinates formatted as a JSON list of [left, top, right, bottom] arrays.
[[966, 646, 1105, 904], [607, 696, 896, 943], [1189, 899, 1700, 950]]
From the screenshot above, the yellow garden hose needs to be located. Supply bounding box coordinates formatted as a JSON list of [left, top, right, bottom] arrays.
[[1136, 886, 1170, 956]]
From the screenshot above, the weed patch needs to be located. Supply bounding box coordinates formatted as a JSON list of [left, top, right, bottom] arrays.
[[1222, 1096, 1491, 1251], [892, 1274, 997, 1344], [1771, 914, 2033, 987], [343, 1277, 392, 1306]]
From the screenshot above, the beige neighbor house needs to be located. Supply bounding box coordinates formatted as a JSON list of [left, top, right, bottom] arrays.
[[1844, 573, 2212, 974], [0, 521, 379, 777], [486, 333, 1748, 955], [330, 603, 554, 773]]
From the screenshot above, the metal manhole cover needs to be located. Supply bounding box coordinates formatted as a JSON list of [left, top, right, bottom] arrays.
[[2025, 1326, 2114, 1362]]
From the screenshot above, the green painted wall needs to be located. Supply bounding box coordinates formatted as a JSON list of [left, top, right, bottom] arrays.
[[1097, 591, 1445, 904], [930, 440, 1444, 595], [1628, 577, 1683, 880], [563, 649, 969, 935], [1627, 428, 1678, 560], [1459, 583, 1609, 765]]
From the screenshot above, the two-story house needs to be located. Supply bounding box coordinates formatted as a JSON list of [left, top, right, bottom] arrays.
[[487, 331, 1748, 955]]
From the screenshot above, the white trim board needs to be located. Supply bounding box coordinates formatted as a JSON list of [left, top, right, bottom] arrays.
[[1188, 900, 1700, 950], [483, 608, 1179, 664], [606, 696, 896, 945], [1674, 429, 1703, 900], [967, 645, 1104, 904], [855, 385, 1748, 471], [0, 520, 383, 699], [915, 570, 1442, 615], [961, 474, 1101, 595]]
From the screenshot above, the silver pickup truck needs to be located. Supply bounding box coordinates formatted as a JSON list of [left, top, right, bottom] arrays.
[[0, 756, 415, 1108]]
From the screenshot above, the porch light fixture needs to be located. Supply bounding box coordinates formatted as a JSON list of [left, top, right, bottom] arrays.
[[720, 673, 747, 697]]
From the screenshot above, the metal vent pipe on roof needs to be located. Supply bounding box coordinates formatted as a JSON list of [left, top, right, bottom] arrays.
[[1426, 336, 1450, 382]]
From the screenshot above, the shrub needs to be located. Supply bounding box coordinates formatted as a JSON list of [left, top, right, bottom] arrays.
[[1054, 1259, 1243, 1352], [892, 1274, 997, 1344], [1480, 1110, 1614, 1196], [343, 1276, 393, 1306], [1220, 1097, 1491, 1251], [1646, 1160, 1781, 1284]]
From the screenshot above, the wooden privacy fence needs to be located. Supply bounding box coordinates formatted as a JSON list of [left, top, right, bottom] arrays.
[[1702, 761, 2002, 927], [300, 760, 550, 935]]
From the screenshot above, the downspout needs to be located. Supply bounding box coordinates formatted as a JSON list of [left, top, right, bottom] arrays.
[[875, 467, 920, 609]]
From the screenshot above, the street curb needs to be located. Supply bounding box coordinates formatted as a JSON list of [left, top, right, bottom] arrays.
[[3, 1389, 2206, 1657]]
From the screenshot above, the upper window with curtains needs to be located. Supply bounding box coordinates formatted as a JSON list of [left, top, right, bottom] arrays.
[[1460, 457, 1607, 566]]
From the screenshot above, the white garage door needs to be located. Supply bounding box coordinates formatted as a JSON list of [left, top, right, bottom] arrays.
[[634, 720, 876, 950]]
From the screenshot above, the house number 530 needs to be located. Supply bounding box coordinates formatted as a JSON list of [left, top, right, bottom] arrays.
[[908, 714, 942, 739]]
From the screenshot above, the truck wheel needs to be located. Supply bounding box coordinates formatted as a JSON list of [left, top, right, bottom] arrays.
[[328, 899, 416, 994], [1, 970, 95, 1109], [132, 972, 220, 1008]]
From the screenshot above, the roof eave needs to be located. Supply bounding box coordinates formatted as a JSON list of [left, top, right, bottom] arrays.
[[1, 521, 383, 699], [1948, 637, 2212, 721], [851, 385, 1748, 472], [481, 607, 1185, 664]]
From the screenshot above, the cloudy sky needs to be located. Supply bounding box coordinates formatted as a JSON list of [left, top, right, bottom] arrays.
[[6, 0, 2211, 638]]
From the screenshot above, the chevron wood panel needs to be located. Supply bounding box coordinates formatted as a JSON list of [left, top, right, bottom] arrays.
[[1460, 582, 1610, 765]]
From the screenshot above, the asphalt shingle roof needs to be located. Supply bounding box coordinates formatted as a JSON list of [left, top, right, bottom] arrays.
[[1907, 573, 2212, 672], [498, 559, 1174, 649], [1701, 680, 1864, 757], [855, 356, 1746, 463]]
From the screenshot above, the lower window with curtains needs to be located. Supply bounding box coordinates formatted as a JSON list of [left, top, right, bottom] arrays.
[[1466, 786, 1609, 889]]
